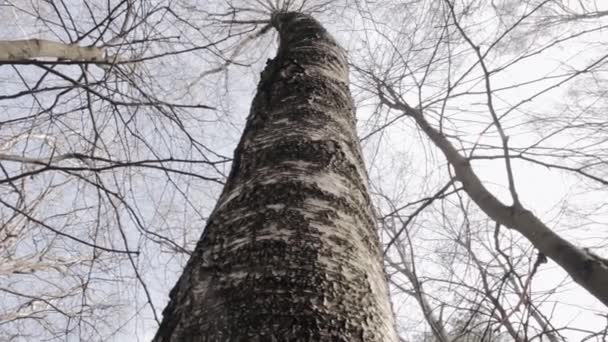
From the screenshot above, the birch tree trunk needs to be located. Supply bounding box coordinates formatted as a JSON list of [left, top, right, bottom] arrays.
[[153, 12, 397, 342], [0, 39, 104, 62]]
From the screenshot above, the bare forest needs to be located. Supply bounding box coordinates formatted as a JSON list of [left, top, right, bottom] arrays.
[[1, 0, 607, 341]]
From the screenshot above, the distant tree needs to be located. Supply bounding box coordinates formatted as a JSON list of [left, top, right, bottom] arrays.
[[355, 0, 608, 340], [413, 312, 511, 342]]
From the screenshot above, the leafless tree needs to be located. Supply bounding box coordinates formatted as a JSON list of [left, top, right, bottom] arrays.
[[153, 8, 397, 340], [353, 0, 608, 340], [2, 0, 608, 341], [0, 0, 242, 339]]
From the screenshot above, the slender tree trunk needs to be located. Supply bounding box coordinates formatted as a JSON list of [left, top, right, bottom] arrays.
[[409, 107, 608, 307], [0, 39, 103, 61], [153, 12, 397, 342], [377, 90, 608, 308]]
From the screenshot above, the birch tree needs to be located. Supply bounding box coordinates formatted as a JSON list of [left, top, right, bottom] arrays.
[[153, 10, 397, 341], [2, 0, 608, 341]]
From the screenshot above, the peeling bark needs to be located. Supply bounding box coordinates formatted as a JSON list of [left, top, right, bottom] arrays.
[[153, 12, 397, 341]]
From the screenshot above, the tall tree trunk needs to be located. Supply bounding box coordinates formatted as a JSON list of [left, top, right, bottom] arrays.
[[153, 12, 397, 342]]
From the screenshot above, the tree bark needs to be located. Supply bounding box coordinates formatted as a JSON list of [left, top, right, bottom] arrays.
[[153, 12, 397, 342], [0, 39, 104, 61]]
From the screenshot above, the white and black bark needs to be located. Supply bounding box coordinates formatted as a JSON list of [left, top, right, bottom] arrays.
[[153, 12, 397, 341]]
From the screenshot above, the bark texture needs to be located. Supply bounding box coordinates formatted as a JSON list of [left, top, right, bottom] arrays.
[[153, 12, 397, 341]]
